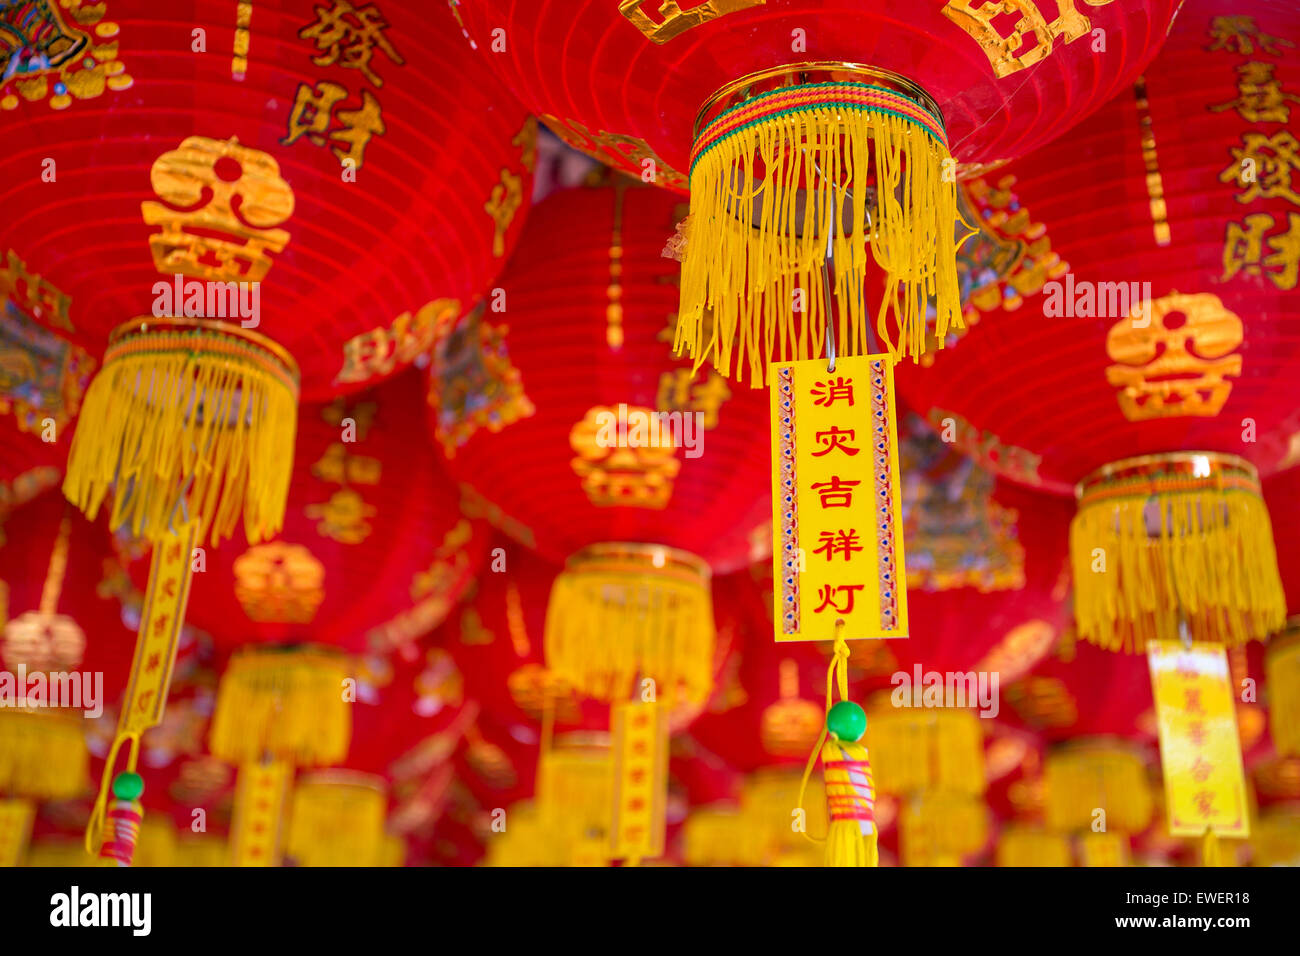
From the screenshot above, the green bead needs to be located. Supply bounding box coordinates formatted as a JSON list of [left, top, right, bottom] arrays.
[[112, 771, 144, 801], [826, 701, 867, 742]]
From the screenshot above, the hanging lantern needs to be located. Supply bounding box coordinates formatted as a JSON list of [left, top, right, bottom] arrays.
[[534, 731, 614, 866], [996, 826, 1070, 867], [285, 770, 388, 867], [896, 0, 1300, 650], [0, 0, 534, 549], [435, 183, 771, 708], [124, 369, 486, 657], [453, 0, 1179, 379], [898, 792, 989, 866], [1044, 739, 1154, 836], [0, 708, 88, 866], [867, 704, 985, 799]]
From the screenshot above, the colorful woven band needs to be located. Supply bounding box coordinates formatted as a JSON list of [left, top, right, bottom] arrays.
[[1076, 453, 1262, 507], [690, 80, 948, 173]]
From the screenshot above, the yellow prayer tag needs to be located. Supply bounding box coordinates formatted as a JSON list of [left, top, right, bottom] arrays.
[[1147, 640, 1250, 839], [119, 521, 199, 736], [609, 700, 669, 862], [770, 355, 908, 642]]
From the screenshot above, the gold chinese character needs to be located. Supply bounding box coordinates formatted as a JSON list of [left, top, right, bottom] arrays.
[[299, 0, 404, 87], [310, 443, 382, 485], [282, 82, 384, 168], [655, 367, 729, 429], [1105, 293, 1243, 420], [1219, 131, 1300, 205], [942, 0, 1115, 79], [320, 398, 378, 439], [305, 488, 377, 543], [1223, 212, 1300, 290], [514, 116, 538, 173], [484, 169, 523, 258], [1206, 16, 1293, 57], [140, 136, 294, 283], [1209, 62, 1300, 124], [618, 0, 764, 44]]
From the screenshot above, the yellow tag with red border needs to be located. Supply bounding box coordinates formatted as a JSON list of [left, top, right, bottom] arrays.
[[609, 699, 668, 862], [1147, 640, 1250, 838], [119, 522, 199, 735], [770, 355, 908, 642], [230, 760, 292, 867]]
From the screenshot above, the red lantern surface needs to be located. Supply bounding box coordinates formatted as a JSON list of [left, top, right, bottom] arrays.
[[125, 368, 487, 654], [0, 0, 534, 400], [895, 0, 1300, 650], [436, 181, 771, 571], [453, 0, 1179, 187]]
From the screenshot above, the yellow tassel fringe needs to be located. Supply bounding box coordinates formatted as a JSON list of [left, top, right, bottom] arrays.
[[678, 87, 963, 384], [1045, 742, 1153, 834], [210, 648, 351, 767], [0, 709, 88, 800], [286, 770, 387, 867], [866, 707, 985, 797], [544, 545, 715, 706], [63, 319, 299, 547], [899, 793, 988, 867], [1070, 482, 1285, 652]]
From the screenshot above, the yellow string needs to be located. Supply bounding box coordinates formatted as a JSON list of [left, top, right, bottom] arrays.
[[796, 623, 852, 845], [84, 731, 140, 855]]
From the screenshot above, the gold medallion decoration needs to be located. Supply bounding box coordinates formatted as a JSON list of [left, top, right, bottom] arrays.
[[1105, 292, 1243, 421], [232, 542, 326, 624], [570, 405, 681, 509], [141, 136, 294, 283]]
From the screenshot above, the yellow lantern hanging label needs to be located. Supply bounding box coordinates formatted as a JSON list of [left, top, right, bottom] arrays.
[[1147, 640, 1250, 839], [230, 760, 293, 867], [119, 521, 199, 735], [609, 699, 669, 863], [770, 355, 908, 642]]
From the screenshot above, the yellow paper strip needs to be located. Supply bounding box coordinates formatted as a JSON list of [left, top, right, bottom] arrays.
[[230, 760, 292, 867], [119, 521, 198, 736], [1148, 640, 1250, 838], [609, 700, 668, 862], [770, 354, 908, 641]]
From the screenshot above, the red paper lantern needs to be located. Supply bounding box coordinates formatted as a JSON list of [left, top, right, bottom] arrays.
[[0, 0, 534, 545], [125, 368, 487, 655], [452, 1, 1178, 381], [438, 182, 771, 569], [435, 182, 771, 707], [453, 0, 1179, 187], [896, 0, 1300, 650]]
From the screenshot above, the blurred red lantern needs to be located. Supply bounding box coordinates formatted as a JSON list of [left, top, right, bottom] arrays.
[[435, 183, 770, 708], [897, 0, 1300, 650], [0, 0, 534, 545], [125, 369, 487, 655], [453, 0, 1179, 381]]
